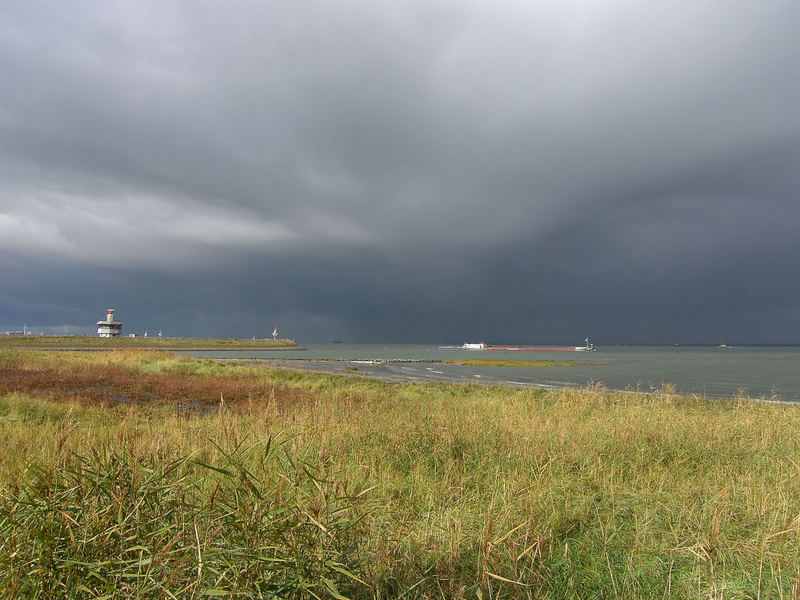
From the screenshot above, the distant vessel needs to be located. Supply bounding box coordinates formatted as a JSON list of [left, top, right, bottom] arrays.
[[462, 338, 595, 352]]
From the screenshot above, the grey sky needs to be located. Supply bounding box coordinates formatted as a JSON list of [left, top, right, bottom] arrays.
[[2, 1, 799, 343]]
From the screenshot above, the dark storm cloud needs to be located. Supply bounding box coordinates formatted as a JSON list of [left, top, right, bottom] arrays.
[[2, 1, 800, 342]]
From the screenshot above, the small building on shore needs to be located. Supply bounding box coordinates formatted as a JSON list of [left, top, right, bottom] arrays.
[[97, 308, 123, 337]]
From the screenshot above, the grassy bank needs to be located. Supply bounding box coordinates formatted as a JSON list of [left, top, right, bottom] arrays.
[[0, 335, 300, 350], [1, 349, 800, 598]]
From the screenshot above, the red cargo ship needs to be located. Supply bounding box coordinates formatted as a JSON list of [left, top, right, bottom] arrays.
[[462, 338, 595, 352]]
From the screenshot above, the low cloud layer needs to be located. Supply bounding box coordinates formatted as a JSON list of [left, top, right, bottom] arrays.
[[2, 1, 799, 343]]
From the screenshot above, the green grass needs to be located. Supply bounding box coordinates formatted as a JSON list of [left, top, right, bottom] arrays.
[[2, 349, 800, 598], [1, 435, 369, 599], [0, 335, 301, 350]]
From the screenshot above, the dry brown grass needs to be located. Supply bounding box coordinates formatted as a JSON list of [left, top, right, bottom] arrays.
[[0, 362, 312, 410]]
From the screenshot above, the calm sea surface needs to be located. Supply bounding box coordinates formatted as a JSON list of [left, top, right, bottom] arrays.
[[186, 344, 800, 401]]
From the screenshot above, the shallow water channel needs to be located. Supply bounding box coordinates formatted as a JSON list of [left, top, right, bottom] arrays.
[[184, 344, 800, 402]]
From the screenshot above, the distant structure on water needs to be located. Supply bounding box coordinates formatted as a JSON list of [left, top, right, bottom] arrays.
[[96, 308, 123, 337]]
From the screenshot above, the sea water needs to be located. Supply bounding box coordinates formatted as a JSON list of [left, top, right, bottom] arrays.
[[186, 344, 800, 401]]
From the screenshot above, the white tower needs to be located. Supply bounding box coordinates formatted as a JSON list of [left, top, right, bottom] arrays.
[[96, 309, 123, 337]]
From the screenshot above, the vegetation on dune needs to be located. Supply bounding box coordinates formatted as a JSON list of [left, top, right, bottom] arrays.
[[1, 438, 369, 599], [0, 335, 300, 350], [2, 349, 800, 598]]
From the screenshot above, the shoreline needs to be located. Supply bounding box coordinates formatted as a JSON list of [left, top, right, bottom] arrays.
[[0, 336, 304, 351], [215, 357, 800, 404], [2, 346, 307, 352]]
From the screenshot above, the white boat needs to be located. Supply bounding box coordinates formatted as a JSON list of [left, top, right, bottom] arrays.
[[462, 342, 486, 350], [573, 338, 595, 351]]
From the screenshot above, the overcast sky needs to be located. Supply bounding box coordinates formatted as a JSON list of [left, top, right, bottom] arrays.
[[2, 1, 799, 344]]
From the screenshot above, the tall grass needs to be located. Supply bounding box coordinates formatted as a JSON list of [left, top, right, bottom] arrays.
[[1, 435, 371, 599], [2, 349, 800, 598]]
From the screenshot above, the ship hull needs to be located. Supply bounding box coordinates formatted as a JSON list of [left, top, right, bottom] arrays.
[[484, 345, 594, 352]]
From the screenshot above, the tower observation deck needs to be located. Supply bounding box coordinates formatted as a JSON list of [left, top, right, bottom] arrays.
[[97, 308, 123, 337]]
